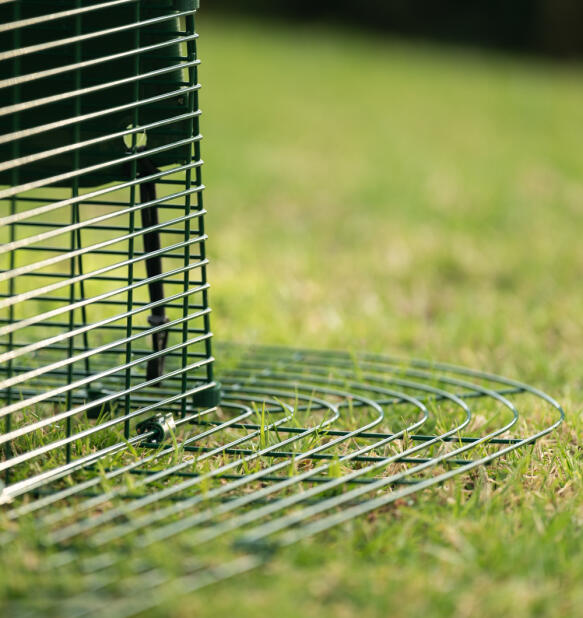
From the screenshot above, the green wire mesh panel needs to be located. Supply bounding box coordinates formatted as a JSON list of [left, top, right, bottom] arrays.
[[0, 0, 218, 498]]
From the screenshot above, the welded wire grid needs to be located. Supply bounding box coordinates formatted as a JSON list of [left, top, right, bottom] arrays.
[[0, 344, 564, 616], [0, 0, 216, 496], [0, 2, 565, 616]]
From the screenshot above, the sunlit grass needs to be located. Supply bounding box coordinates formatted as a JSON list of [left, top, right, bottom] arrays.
[[193, 16, 582, 618]]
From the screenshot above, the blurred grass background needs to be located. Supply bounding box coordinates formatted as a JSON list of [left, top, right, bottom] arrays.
[[205, 0, 583, 58], [202, 16, 583, 386], [171, 16, 583, 617]]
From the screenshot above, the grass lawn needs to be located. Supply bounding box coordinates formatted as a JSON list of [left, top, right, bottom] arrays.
[[3, 14, 583, 618], [193, 15, 583, 618]]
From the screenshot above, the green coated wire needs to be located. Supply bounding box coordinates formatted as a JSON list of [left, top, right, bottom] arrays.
[[0, 4, 565, 616]]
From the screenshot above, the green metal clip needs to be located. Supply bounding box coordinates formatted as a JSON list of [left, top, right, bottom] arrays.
[[136, 413, 177, 443], [191, 382, 222, 409]]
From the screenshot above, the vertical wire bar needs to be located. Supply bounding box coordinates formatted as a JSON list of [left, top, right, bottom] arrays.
[[190, 13, 214, 388], [74, 0, 91, 391], [66, 5, 84, 463], [180, 12, 195, 417], [66, 208, 75, 463], [4, 0, 22, 483], [76, 229, 91, 377], [124, 1, 141, 439]]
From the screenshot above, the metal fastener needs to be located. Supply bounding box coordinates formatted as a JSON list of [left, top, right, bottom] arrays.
[[136, 413, 176, 443]]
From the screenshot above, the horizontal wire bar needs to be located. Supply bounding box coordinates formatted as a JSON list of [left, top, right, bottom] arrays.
[[0, 230, 207, 313], [0, 84, 200, 147], [0, 8, 197, 62], [181, 446, 475, 467], [0, 56, 199, 119], [0, 255, 208, 337], [0, 201, 205, 273], [0, 32, 196, 90], [0, 356, 210, 386], [12, 221, 189, 234], [0, 134, 202, 200], [0, 108, 200, 174], [0, 306, 210, 392], [0, 0, 139, 34], [0, 300, 206, 319], [0, 161, 203, 226], [0, 348, 214, 448], [0, 283, 207, 366], [2, 268, 199, 283]]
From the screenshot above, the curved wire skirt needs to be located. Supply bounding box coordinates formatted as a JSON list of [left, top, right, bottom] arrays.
[[1, 343, 564, 617]]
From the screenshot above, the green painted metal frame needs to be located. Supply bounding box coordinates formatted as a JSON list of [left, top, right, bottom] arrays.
[[0, 0, 219, 496]]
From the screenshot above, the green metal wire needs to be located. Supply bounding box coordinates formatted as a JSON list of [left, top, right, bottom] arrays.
[[0, 3, 565, 616]]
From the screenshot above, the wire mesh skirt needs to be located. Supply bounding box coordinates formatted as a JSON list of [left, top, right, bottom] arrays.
[[0, 343, 564, 616]]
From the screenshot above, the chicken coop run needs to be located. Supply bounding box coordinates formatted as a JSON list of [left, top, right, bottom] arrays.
[[0, 1, 565, 615]]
